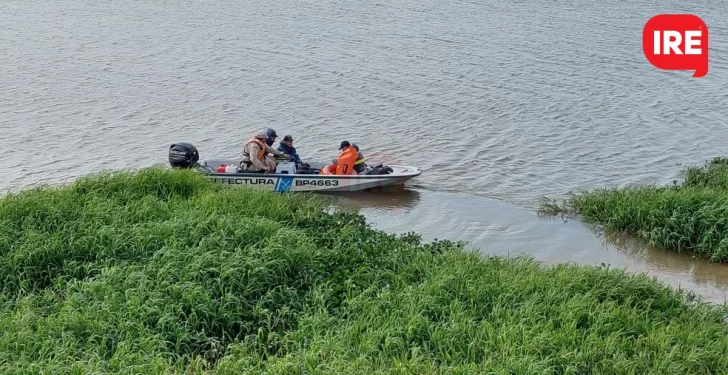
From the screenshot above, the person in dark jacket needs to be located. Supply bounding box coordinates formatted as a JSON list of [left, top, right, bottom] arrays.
[[277, 135, 310, 171], [265, 128, 278, 147]]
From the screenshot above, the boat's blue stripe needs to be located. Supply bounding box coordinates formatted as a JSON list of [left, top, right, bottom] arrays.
[[276, 176, 293, 192]]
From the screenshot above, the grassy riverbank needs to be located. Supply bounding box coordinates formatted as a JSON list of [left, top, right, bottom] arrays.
[[1, 168, 727, 373], [539, 157, 728, 262]]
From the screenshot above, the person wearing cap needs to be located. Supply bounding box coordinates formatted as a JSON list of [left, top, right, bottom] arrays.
[[277, 135, 303, 165], [240, 129, 292, 172], [262, 127, 293, 169], [333, 140, 358, 175]]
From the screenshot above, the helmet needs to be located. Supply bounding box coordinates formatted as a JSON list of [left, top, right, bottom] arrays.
[[265, 128, 278, 146]]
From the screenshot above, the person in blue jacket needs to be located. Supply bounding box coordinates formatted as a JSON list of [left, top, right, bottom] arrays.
[[277, 135, 308, 169]]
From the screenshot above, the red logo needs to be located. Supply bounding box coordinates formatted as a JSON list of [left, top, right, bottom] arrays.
[[643, 14, 708, 78]]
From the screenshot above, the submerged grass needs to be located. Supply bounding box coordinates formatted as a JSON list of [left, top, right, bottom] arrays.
[[539, 157, 728, 262], [1, 167, 727, 373]]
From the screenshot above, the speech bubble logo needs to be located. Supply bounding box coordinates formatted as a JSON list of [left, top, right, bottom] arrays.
[[643, 14, 708, 78]]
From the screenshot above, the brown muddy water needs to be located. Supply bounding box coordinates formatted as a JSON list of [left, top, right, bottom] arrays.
[[1, 0, 728, 303]]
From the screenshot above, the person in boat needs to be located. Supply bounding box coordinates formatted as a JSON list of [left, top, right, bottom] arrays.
[[277, 135, 303, 165], [264, 128, 278, 147], [352, 143, 367, 174], [332, 140, 358, 175], [263, 127, 295, 166], [241, 130, 292, 173], [277, 134, 315, 174]]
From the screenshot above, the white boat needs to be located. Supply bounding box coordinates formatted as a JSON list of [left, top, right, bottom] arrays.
[[168, 142, 422, 193]]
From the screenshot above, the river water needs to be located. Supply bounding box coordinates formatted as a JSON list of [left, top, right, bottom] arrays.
[[1, 0, 728, 303]]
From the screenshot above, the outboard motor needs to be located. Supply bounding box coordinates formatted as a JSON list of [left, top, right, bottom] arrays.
[[168, 142, 200, 169]]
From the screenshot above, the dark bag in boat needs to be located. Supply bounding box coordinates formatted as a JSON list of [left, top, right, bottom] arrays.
[[365, 164, 393, 175], [296, 163, 316, 174]]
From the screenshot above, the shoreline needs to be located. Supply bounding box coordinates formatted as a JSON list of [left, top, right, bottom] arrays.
[[539, 157, 728, 263], [328, 187, 728, 305]]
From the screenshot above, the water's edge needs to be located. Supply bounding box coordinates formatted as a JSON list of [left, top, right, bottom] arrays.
[[329, 187, 728, 305]]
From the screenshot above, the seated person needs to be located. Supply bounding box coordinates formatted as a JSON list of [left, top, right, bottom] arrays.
[[277, 135, 316, 173], [352, 143, 367, 174], [264, 127, 292, 168], [333, 140, 358, 174], [265, 128, 278, 147], [277, 135, 305, 165], [241, 130, 292, 173]]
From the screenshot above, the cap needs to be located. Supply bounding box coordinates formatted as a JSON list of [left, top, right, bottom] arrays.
[[254, 130, 268, 139], [352, 143, 359, 151], [266, 128, 278, 138], [283, 135, 293, 142], [339, 140, 351, 150]]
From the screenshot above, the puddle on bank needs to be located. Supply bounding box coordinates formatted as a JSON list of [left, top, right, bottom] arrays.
[[324, 188, 728, 305]]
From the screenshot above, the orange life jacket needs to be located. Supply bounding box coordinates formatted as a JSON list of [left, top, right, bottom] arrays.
[[245, 137, 267, 161], [335, 147, 358, 175]]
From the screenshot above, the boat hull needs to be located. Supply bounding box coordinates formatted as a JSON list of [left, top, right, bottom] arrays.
[[198, 160, 421, 193], [206, 173, 416, 192]]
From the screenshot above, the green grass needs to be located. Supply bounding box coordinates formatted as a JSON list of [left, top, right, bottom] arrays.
[[683, 157, 728, 189], [1, 167, 727, 374], [539, 157, 728, 262]]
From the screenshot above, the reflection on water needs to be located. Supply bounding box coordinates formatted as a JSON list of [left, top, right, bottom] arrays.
[[329, 188, 728, 305], [320, 188, 422, 212]]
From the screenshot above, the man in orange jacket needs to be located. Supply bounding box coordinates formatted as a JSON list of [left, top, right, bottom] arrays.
[[334, 140, 358, 174]]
